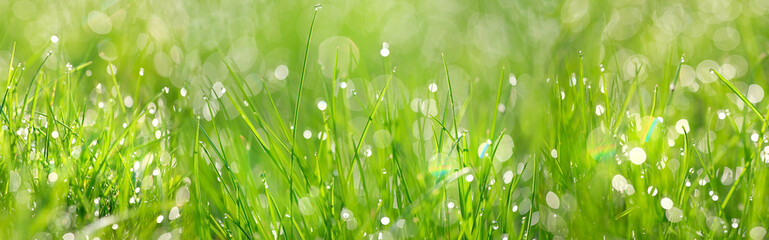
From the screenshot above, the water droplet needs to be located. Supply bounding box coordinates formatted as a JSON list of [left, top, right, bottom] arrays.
[[274, 65, 289, 80], [629, 147, 646, 165], [750, 227, 766, 239], [509, 74, 517, 86], [107, 64, 117, 75], [314, 4, 322, 10], [317, 100, 327, 111], [212, 82, 226, 98], [464, 174, 474, 182], [612, 174, 628, 192], [180, 87, 187, 97], [595, 104, 605, 116], [51, 35, 59, 43], [380, 48, 390, 57], [169, 207, 180, 220], [660, 197, 673, 209], [176, 187, 190, 206], [340, 208, 353, 220], [675, 119, 690, 134], [156, 215, 164, 223], [380, 216, 390, 225], [428, 83, 438, 92], [503, 171, 514, 184], [546, 191, 560, 209], [63, 232, 75, 240], [48, 172, 58, 183], [303, 130, 312, 139], [665, 207, 683, 223]]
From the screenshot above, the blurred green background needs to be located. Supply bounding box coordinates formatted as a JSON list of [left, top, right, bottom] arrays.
[[2, 0, 769, 239]]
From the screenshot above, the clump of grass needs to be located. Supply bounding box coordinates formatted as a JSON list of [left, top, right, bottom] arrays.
[[2, 2, 769, 240]]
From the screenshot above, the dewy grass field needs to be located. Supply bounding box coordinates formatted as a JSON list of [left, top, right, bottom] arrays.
[[1, 0, 769, 239]]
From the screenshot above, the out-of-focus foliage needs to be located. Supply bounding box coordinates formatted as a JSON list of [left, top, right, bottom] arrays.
[[1, 0, 769, 239]]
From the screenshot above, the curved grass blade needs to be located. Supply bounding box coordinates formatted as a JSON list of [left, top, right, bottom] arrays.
[[712, 69, 765, 123]]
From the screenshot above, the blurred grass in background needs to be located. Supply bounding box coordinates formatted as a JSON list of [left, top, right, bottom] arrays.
[[2, 0, 769, 239]]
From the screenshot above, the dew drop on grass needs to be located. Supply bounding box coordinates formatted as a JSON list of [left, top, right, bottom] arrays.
[[675, 119, 690, 134], [112, 224, 118, 230], [319, 37, 359, 78], [509, 74, 517, 86], [51, 131, 59, 139], [180, 87, 187, 97], [717, 110, 726, 119], [212, 82, 226, 98], [550, 149, 558, 158], [51, 35, 59, 43], [503, 171, 514, 184], [346, 218, 358, 230], [310, 100, 325, 112], [176, 186, 190, 206], [303, 130, 312, 139], [595, 104, 605, 116], [158, 233, 172, 240], [87, 11, 112, 34], [169, 207, 180, 220], [628, 147, 646, 165], [340, 208, 353, 221], [156, 215, 164, 223], [647, 186, 658, 196], [380, 216, 390, 225], [660, 197, 673, 209], [750, 227, 766, 239], [721, 167, 735, 185], [63, 232, 75, 240], [123, 96, 134, 108], [428, 83, 438, 92], [464, 174, 474, 182], [519, 198, 531, 214], [546, 191, 560, 209], [494, 135, 514, 162], [274, 65, 289, 80], [611, 174, 628, 192], [748, 84, 765, 103], [48, 172, 58, 183], [380, 48, 390, 57], [478, 140, 491, 158], [106, 64, 118, 76], [665, 207, 683, 222]]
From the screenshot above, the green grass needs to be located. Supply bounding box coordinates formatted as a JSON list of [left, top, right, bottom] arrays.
[[2, 0, 769, 239]]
